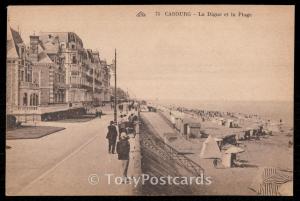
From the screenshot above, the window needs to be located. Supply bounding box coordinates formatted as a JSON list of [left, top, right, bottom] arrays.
[[23, 93, 28, 106], [25, 71, 31, 82], [30, 94, 33, 106], [30, 94, 38, 106], [20, 71, 24, 81], [72, 55, 77, 64], [71, 71, 79, 76], [28, 73, 32, 82], [24, 69, 28, 81], [35, 94, 39, 106]]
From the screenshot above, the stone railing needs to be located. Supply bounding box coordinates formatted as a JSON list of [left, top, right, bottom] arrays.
[[39, 103, 70, 113], [127, 116, 142, 195]]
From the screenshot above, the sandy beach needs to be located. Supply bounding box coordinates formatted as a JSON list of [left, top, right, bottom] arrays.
[[140, 103, 293, 195]]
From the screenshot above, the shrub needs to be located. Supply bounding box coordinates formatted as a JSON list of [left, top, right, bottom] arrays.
[[6, 115, 17, 129]]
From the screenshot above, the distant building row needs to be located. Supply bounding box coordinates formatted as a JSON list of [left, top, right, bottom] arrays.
[[7, 27, 112, 118]]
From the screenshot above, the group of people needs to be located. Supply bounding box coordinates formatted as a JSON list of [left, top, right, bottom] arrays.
[[118, 101, 140, 115], [105, 113, 139, 182]]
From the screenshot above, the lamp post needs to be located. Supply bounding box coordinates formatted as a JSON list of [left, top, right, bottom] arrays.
[[114, 49, 117, 122]]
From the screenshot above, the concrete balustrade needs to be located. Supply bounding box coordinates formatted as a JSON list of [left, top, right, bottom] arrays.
[[127, 120, 142, 195]]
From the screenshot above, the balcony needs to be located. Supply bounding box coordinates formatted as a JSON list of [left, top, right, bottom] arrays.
[[19, 81, 39, 89], [95, 88, 103, 93], [70, 84, 82, 88], [53, 82, 67, 89]]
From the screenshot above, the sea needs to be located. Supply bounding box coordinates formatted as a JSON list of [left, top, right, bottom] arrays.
[[150, 99, 294, 128]]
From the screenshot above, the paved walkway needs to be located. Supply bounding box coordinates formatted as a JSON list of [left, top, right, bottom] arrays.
[[6, 113, 134, 195], [140, 112, 175, 135]]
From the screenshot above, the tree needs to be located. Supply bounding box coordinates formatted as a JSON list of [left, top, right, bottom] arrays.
[[110, 87, 129, 101]]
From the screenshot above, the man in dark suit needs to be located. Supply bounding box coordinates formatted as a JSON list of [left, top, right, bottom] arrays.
[[116, 132, 130, 179], [106, 121, 118, 154]]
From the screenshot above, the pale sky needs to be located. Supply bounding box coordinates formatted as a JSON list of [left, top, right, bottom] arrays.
[[8, 5, 294, 101]]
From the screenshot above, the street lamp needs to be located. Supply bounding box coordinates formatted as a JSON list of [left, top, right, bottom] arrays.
[[114, 49, 117, 122]]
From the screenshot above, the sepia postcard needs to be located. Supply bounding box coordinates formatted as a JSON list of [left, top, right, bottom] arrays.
[[6, 5, 294, 196]]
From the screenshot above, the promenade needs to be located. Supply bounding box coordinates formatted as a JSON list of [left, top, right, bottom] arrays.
[[6, 109, 138, 195]]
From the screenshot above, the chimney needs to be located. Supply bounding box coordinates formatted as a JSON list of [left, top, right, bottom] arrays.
[[29, 35, 39, 62]]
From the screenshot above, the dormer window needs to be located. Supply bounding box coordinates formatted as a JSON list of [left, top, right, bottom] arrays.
[[18, 45, 25, 58]]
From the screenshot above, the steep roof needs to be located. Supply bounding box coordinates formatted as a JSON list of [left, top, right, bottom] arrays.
[[7, 27, 22, 58], [10, 28, 23, 44]]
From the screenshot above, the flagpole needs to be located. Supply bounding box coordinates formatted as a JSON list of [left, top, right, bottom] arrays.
[[114, 49, 117, 122]]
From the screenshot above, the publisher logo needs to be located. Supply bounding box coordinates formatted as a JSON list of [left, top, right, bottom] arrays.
[[136, 11, 146, 17]]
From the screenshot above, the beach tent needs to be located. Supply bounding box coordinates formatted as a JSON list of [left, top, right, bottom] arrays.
[[225, 119, 234, 128], [180, 118, 200, 136], [200, 135, 222, 159], [187, 122, 201, 137], [214, 137, 223, 148]]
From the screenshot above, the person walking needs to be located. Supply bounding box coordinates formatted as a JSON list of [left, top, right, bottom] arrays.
[[118, 115, 127, 138], [119, 104, 124, 115], [98, 108, 102, 119], [106, 121, 118, 154], [116, 132, 130, 181]]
